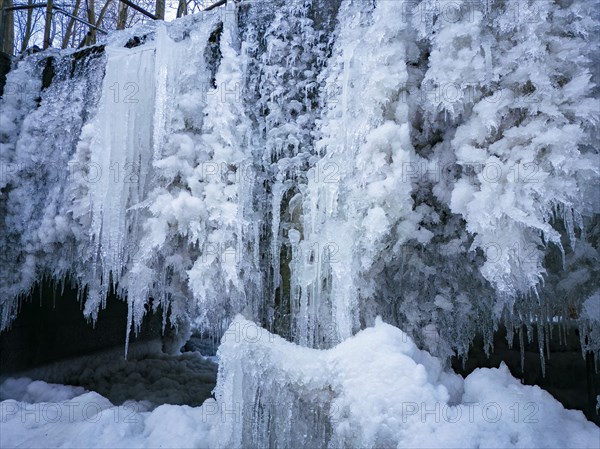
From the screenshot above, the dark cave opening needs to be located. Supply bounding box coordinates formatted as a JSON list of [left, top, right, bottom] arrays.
[[0, 280, 161, 373], [0, 280, 217, 408]]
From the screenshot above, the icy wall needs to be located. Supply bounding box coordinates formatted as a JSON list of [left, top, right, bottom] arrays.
[[0, 0, 599, 367]]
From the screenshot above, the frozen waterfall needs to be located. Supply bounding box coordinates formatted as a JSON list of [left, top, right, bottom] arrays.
[[0, 0, 599, 447]]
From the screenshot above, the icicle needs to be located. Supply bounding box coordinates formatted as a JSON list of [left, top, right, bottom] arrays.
[[125, 299, 133, 360], [545, 310, 551, 362], [506, 311, 515, 348], [537, 318, 546, 377], [579, 323, 587, 360], [563, 204, 577, 250], [85, 41, 157, 322]]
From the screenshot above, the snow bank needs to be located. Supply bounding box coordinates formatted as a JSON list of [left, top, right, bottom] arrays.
[[0, 387, 213, 448], [2, 317, 598, 448]]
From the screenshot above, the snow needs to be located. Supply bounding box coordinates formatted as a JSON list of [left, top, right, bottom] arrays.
[[582, 292, 600, 323], [2, 317, 598, 448], [0, 389, 208, 449], [1, 378, 86, 403], [1, 0, 599, 445]]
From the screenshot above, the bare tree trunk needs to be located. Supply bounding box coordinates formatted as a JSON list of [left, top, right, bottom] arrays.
[[19, 0, 34, 52], [43, 0, 53, 49], [116, 1, 128, 30], [95, 0, 112, 28], [85, 0, 95, 45], [155, 0, 165, 20], [61, 0, 82, 49], [0, 0, 15, 54], [5, 0, 14, 54], [176, 0, 187, 18]]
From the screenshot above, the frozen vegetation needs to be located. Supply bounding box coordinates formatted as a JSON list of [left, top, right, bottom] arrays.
[[0, 0, 599, 447]]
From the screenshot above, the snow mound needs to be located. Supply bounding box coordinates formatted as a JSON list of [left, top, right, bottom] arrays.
[[214, 316, 600, 448]]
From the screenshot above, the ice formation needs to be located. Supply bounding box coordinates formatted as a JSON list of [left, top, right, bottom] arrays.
[[0, 0, 599, 446], [2, 0, 597, 359]]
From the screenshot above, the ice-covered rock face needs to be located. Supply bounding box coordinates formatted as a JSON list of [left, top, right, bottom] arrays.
[[0, 0, 598, 369]]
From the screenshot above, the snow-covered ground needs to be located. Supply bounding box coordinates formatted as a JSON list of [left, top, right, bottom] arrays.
[[1, 317, 598, 448]]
